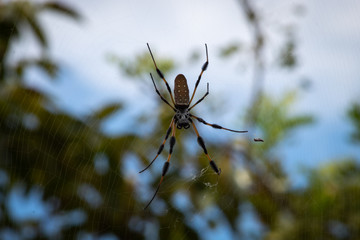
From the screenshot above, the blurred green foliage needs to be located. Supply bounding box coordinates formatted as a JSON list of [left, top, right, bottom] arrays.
[[255, 92, 313, 151], [0, 1, 359, 240], [348, 103, 360, 143], [0, 0, 79, 80], [268, 159, 360, 239], [108, 50, 175, 79], [278, 39, 297, 69], [219, 42, 243, 58]]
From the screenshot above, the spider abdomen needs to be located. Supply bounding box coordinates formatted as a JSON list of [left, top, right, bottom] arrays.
[[174, 74, 189, 107]]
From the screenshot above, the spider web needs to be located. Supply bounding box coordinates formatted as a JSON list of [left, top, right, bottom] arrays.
[[1, 48, 248, 240], [0, 18, 261, 240]]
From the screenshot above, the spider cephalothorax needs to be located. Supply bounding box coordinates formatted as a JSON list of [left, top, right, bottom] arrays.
[[174, 108, 191, 129], [140, 43, 248, 209]]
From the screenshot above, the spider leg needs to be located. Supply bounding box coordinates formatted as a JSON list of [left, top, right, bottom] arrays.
[[190, 120, 221, 175], [189, 82, 209, 111], [189, 44, 209, 105], [190, 114, 248, 133], [144, 124, 177, 210], [147, 43, 176, 106], [139, 118, 175, 173], [150, 73, 176, 111]]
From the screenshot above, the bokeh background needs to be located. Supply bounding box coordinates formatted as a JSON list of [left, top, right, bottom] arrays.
[[1, 0, 360, 239]]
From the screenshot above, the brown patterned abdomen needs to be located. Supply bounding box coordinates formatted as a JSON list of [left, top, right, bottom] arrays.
[[174, 74, 189, 106]]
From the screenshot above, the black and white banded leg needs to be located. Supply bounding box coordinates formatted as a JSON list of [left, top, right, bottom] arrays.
[[147, 43, 176, 106], [190, 120, 221, 175], [144, 122, 177, 210], [139, 118, 175, 173], [190, 114, 248, 133], [149, 73, 176, 111], [189, 44, 209, 105]]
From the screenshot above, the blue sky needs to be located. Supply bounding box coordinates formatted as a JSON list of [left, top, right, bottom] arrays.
[[10, 0, 360, 182]]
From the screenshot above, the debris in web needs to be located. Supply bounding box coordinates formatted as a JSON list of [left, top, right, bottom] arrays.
[[204, 181, 218, 188], [254, 138, 264, 142]]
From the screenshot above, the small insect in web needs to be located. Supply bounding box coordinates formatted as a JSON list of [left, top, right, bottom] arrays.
[[254, 138, 264, 142], [140, 43, 248, 209]]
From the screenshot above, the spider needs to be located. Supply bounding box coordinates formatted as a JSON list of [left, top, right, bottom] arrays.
[[141, 43, 248, 209]]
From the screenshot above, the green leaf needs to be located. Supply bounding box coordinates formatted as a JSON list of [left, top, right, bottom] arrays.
[[348, 103, 360, 142], [109, 51, 176, 78], [219, 42, 242, 57], [23, 13, 47, 47], [92, 103, 123, 120], [278, 40, 297, 69], [15, 57, 58, 78], [41, 2, 81, 20]]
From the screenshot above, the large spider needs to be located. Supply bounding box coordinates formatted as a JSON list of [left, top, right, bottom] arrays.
[[141, 43, 248, 209]]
